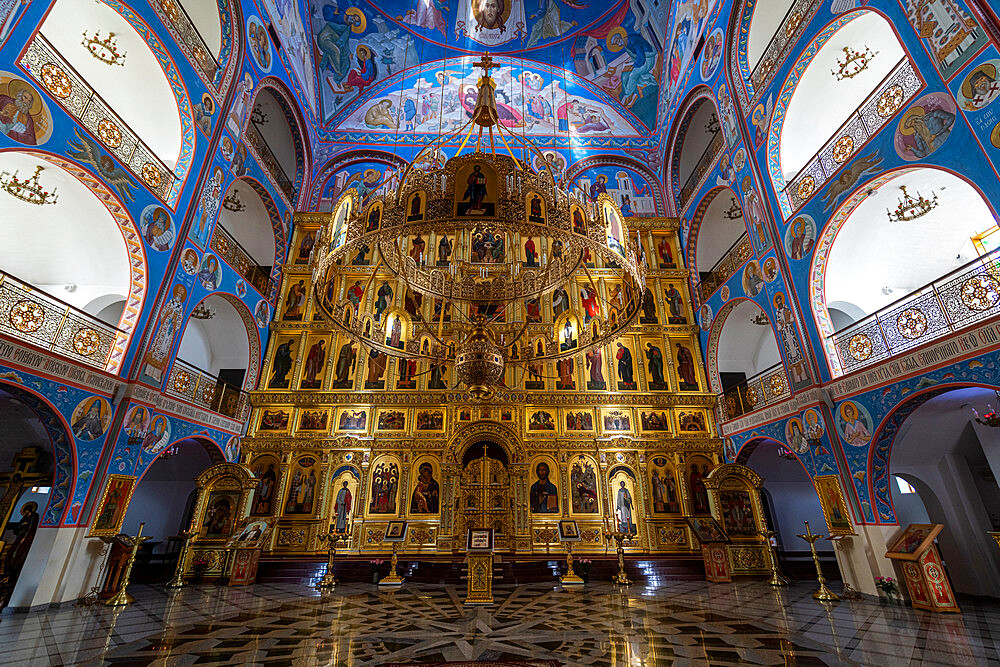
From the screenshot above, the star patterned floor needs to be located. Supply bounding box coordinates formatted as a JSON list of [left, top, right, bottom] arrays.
[[0, 575, 998, 665]]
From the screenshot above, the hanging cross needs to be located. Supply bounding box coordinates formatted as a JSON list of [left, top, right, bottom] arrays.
[[474, 52, 497, 77]]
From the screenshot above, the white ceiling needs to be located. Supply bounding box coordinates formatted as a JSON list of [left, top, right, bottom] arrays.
[[717, 300, 781, 378], [747, 0, 794, 71], [780, 11, 905, 180], [891, 387, 992, 468], [695, 188, 744, 272], [0, 152, 130, 312], [217, 181, 277, 267], [825, 169, 996, 315], [177, 0, 223, 58], [41, 0, 182, 168]]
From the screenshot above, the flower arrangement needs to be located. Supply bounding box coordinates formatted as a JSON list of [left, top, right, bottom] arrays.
[[875, 576, 898, 597]]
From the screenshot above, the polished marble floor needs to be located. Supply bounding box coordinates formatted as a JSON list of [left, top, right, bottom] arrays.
[[0, 576, 998, 665]]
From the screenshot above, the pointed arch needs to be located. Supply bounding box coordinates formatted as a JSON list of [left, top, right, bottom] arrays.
[[665, 86, 723, 213]]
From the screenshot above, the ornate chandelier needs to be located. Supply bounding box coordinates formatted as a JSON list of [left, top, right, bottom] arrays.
[[311, 55, 645, 399]]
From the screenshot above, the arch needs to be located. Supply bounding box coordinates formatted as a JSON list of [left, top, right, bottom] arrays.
[[686, 186, 748, 289], [309, 150, 409, 211], [705, 297, 783, 394], [564, 155, 666, 216], [666, 86, 722, 209], [0, 381, 77, 527], [174, 292, 261, 391], [808, 166, 998, 376], [215, 177, 282, 295], [0, 149, 147, 374], [766, 9, 914, 218], [447, 421, 525, 467], [34, 0, 195, 203], [134, 435, 224, 483], [867, 382, 1000, 524], [150, 0, 242, 97], [247, 77, 312, 208]]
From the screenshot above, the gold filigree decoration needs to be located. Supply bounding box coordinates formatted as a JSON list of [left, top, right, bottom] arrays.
[[961, 275, 999, 312], [97, 118, 123, 148], [39, 62, 71, 98], [745, 387, 759, 407], [72, 328, 101, 356], [9, 299, 44, 333], [832, 135, 854, 163], [796, 174, 816, 200], [848, 333, 872, 361], [896, 308, 928, 339], [140, 163, 162, 187], [877, 85, 904, 117], [173, 370, 191, 393], [768, 374, 786, 397]]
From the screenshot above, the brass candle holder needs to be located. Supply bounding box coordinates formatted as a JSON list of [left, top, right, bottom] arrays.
[[105, 522, 149, 606], [797, 521, 839, 602], [165, 531, 193, 589], [316, 530, 349, 589], [378, 542, 405, 586], [759, 529, 788, 587], [603, 529, 632, 586], [559, 543, 584, 586]]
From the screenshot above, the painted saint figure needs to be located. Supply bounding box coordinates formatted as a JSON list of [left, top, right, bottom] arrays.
[[410, 463, 440, 513], [301, 339, 327, 389], [616, 480, 635, 534], [529, 462, 558, 513], [645, 342, 666, 390], [269, 339, 295, 388], [676, 342, 699, 390], [333, 480, 352, 533], [616, 341, 636, 390]]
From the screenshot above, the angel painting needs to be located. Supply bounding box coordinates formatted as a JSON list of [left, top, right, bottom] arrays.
[[820, 151, 883, 212], [67, 128, 135, 202]]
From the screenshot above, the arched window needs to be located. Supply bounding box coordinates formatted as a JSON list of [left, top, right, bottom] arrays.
[[670, 95, 722, 211], [768, 11, 919, 218], [812, 168, 999, 375], [0, 150, 146, 373], [707, 299, 786, 420], [22, 0, 194, 204]]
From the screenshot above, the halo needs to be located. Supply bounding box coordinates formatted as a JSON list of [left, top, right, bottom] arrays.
[[607, 27, 628, 53], [961, 62, 997, 99], [346, 7, 366, 33], [6, 78, 42, 116], [898, 106, 926, 136], [201, 92, 215, 112], [839, 401, 855, 422]]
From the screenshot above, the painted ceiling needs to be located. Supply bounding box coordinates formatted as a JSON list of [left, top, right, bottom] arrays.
[[275, 0, 677, 149]]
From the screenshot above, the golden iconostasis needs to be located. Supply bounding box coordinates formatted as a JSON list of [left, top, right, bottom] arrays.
[[242, 215, 722, 557]]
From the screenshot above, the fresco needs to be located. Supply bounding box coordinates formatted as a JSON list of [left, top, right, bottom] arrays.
[[571, 163, 658, 216], [263, 0, 317, 111], [309, 0, 665, 132], [334, 56, 642, 137]]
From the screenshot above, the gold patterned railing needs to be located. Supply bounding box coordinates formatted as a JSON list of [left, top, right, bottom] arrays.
[[153, 0, 219, 84], [166, 358, 249, 420], [717, 362, 790, 422], [831, 248, 1000, 375], [0, 272, 123, 370], [780, 57, 919, 216], [678, 132, 724, 210], [245, 121, 295, 204], [211, 225, 273, 297], [19, 35, 177, 202], [697, 232, 753, 303]]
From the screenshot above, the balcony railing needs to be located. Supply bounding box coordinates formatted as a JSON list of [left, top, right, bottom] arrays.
[[0, 271, 124, 371], [20, 35, 177, 203], [717, 363, 791, 422], [697, 232, 753, 303], [157, 0, 219, 82], [245, 121, 295, 204], [746, 0, 823, 101], [780, 57, 920, 216], [679, 132, 724, 210], [166, 358, 249, 420], [831, 248, 1000, 376], [211, 225, 273, 297]]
